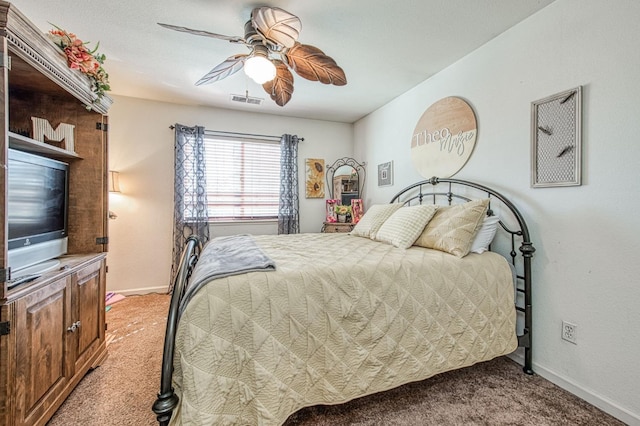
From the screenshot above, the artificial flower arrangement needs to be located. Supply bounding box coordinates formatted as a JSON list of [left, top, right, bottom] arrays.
[[48, 25, 110, 100], [335, 205, 352, 215]]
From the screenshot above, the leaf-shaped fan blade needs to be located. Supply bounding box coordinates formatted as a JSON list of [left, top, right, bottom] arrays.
[[195, 54, 247, 86], [251, 7, 301, 49], [285, 43, 347, 86], [263, 60, 294, 106], [158, 23, 246, 44]]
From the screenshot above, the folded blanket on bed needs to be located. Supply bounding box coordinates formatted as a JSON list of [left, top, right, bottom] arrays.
[[178, 234, 276, 315]]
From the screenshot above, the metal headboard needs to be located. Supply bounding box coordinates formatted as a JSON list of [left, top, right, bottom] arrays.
[[390, 177, 535, 374]]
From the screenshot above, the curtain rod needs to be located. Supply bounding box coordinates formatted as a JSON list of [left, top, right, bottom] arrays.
[[168, 126, 304, 142]]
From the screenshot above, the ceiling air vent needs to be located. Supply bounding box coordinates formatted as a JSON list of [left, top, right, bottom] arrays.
[[230, 94, 264, 106]]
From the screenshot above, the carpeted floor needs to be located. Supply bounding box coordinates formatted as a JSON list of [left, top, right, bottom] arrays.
[[47, 293, 624, 426]]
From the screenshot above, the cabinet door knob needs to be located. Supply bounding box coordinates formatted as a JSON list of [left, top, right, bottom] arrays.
[[67, 321, 81, 333]]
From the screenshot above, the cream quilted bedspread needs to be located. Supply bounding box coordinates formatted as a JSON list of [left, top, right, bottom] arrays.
[[171, 233, 517, 425]]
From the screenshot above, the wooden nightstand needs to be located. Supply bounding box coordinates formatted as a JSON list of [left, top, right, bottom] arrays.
[[322, 222, 354, 233]]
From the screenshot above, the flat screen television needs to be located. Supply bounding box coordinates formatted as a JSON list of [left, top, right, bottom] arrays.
[[7, 148, 69, 277]]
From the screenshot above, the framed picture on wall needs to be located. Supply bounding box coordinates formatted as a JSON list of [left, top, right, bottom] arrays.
[[531, 86, 582, 188], [377, 161, 393, 186], [305, 158, 325, 198]]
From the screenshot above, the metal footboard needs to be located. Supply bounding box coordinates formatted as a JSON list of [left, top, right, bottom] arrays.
[[152, 236, 202, 426]]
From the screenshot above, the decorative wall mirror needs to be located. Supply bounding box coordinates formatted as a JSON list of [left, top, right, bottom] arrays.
[[326, 157, 366, 205]]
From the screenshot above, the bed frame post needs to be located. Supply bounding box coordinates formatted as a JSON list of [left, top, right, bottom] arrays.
[[153, 236, 201, 425], [520, 241, 535, 374]]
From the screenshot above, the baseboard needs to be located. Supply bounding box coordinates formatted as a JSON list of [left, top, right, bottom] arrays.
[[108, 286, 168, 296], [508, 353, 639, 425]]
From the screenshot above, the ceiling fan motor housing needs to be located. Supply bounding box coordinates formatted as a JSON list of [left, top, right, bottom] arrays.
[[244, 20, 259, 43]]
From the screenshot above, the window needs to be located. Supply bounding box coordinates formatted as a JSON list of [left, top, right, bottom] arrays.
[[201, 133, 281, 221]]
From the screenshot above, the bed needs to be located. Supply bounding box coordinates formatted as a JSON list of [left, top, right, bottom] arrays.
[[153, 177, 535, 425]]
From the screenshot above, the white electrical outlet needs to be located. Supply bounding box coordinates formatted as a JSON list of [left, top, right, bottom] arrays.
[[562, 321, 578, 344]]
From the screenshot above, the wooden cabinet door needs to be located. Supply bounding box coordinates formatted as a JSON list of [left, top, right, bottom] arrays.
[[67, 110, 108, 254], [72, 258, 106, 373], [14, 277, 72, 426]]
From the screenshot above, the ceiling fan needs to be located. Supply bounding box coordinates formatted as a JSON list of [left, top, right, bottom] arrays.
[[158, 6, 347, 107]]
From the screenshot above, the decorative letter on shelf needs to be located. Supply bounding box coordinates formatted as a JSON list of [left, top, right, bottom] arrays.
[[31, 117, 76, 153]]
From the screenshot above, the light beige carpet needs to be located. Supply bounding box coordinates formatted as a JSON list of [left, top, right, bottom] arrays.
[[47, 293, 624, 426]]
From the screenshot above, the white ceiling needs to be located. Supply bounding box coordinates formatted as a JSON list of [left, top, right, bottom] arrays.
[[9, 0, 555, 123]]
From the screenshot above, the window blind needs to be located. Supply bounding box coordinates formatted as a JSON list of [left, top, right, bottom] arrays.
[[202, 134, 281, 220]]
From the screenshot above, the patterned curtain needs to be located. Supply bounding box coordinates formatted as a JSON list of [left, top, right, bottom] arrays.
[[169, 124, 210, 292], [278, 134, 300, 234]]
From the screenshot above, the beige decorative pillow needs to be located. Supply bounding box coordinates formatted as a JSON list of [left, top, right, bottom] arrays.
[[349, 203, 402, 239], [375, 204, 439, 248], [414, 199, 489, 257]]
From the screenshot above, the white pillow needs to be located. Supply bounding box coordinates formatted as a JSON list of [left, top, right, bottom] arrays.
[[375, 204, 439, 248], [469, 215, 500, 254], [349, 203, 402, 239]]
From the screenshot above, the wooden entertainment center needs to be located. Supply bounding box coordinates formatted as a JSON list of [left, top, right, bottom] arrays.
[[0, 3, 112, 425]]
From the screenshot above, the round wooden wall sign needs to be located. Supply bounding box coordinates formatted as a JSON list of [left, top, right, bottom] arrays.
[[410, 96, 477, 178]]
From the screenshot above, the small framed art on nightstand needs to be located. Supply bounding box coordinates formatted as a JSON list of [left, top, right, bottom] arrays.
[[531, 86, 582, 188]]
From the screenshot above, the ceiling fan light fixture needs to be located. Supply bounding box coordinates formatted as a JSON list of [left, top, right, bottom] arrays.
[[244, 46, 276, 84], [160, 6, 346, 106]]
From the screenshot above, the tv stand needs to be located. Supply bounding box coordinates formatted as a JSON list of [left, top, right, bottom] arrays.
[[0, 2, 111, 425], [1, 254, 107, 425]]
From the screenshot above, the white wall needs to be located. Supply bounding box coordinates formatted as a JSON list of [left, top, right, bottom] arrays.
[[107, 96, 352, 294], [106, 0, 640, 422], [354, 0, 640, 423]]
